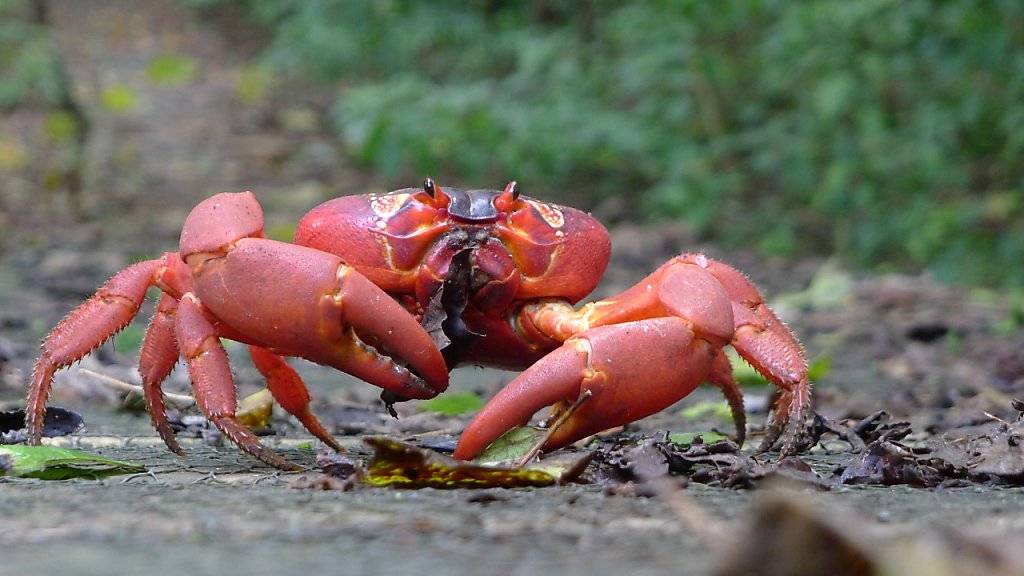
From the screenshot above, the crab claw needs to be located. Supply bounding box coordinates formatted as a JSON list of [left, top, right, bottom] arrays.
[[324, 265, 449, 399], [453, 317, 717, 460]]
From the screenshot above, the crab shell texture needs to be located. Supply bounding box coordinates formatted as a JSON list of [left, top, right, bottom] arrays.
[[292, 185, 611, 369]]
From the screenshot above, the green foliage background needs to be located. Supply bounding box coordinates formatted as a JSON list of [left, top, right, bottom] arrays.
[[6, 0, 1023, 286], [0, 0, 66, 108]]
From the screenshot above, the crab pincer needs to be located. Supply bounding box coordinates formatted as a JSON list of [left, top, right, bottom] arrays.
[[453, 317, 720, 460]]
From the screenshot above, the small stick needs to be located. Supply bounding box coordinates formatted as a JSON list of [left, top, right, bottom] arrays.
[[516, 389, 593, 468], [79, 368, 195, 408]]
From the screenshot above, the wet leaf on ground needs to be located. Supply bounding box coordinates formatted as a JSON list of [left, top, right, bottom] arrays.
[[0, 445, 145, 479], [964, 399, 1024, 484], [0, 407, 84, 443], [317, 449, 363, 480], [473, 426, 544, 465], [595, 435, 829, 490], [362, 436, 588, 489], [838, 440, 965, 487]]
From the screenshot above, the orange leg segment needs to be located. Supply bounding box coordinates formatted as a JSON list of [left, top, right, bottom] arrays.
[[175, 294, 301, 471], [26, 259, 163, 443], [249, 346, 343, 452], [139, 293, 184, 455]]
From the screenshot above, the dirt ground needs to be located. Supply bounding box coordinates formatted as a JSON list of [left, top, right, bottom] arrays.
[[3, 244, 1024, 576], [3, 2, 1024, 575]]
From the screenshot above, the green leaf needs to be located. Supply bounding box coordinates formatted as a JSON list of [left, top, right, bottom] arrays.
[[114, 324, 145, 354], [418, 392, 484, 416], [473, 426, 544, 465], [808, 355, 832, 381], [236, 64, 270, 104], [100, 84, 138, 113], [0, 445, 145, 480], [669, 431, 727, 445], [680, 401, 734, 422], [44, 111, 80, 142], [728, 349, 770, 387], [147, 55, 198, 86]]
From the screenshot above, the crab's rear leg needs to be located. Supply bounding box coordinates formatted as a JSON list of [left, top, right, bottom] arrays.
[[175, 294, 302, 471], [707, 349, 746, 446], [139, 293, 184, 455], [249, 346, 343, 452], [27, 259, 163, 443], [685, 255, 810, 454]]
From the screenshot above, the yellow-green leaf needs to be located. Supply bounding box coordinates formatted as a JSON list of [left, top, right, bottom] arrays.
[[473, 426, 544, 465], [363, 436, 555, 489], [237, 389, 274, 429], [669, 431, 727, 445], [147, 55, 198, 86], [418, 392, 484, 416], [0, 445, 145, 480], [680, 401, 734, 422], [100, 85, 138, 113]]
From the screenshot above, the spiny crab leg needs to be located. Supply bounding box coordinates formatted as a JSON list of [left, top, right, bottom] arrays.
[[175, 294, 302, 471], [139, 293, 185, 455], [249, 345, 343, 452], [455, 253, 808, 461], [26, 252, 190, 444]]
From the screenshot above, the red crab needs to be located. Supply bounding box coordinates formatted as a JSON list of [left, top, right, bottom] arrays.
[[25, 180, 809, 470]]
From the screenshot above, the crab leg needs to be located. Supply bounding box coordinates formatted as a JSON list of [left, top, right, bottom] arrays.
[[249, 346, 343, 452], [463, 254, 807, 460], [26, 259, 163, 443], [139, 293, 184, 455], [175, 294, 302, 471], [454, 317, 716, 460], [707, 349, 746, 446], [687, 255, 809, 453]]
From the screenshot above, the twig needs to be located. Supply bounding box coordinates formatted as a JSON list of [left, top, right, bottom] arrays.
[[516, 390, 593, 468], [79, 368, 195, 408]]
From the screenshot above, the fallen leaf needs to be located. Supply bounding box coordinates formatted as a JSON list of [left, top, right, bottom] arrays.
[[473, 426, 544, 465], [237, 389, 274, 429], [363, 436, 570, 489], [0, 445, 145, 480], [317, 450, 363, 480], [669, 431, 727, 445], [838, 440, 964, 487], [680, 401, 735, 422], [418, 392, 485, 416]]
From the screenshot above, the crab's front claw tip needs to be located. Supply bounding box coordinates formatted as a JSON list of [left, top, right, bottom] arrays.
[[454, 318, 716, 461], [337, 269, 449, 399], [453, 344, 586, 460]]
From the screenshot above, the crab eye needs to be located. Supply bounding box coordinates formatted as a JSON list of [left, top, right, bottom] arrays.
[[495, 181, 521, 212], [422, 178, 436, 197]]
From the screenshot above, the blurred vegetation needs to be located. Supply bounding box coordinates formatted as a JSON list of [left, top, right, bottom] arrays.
[[0, 0, 66, 108], [186, 0, 1024, 287], [3, 0, 1023, 287]]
